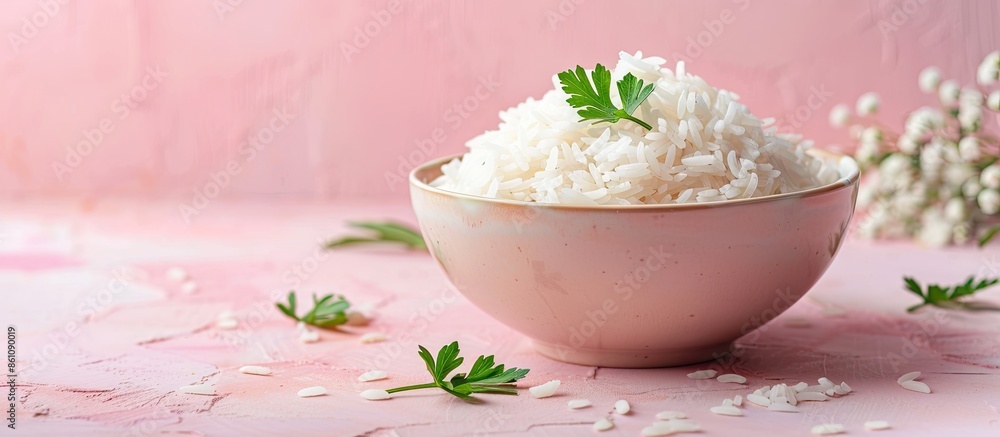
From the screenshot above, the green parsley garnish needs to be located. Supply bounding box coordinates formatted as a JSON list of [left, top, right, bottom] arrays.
[[324, 221, 427, 251], [276, 291, 351, 328], [904, 276, 999, 312], [384, 341, 529, 402], [557, 63, 655, 130], [978, 225, 1000, 247]]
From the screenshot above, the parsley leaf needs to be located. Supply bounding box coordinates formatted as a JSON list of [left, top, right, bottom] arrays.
[[386, 341, 530, 401], [978, 225, 1000, 247], [904, 276, 999, 312], [324, 221, 427, 251], [557, 64, 655, 130], [276, 291, 351, 328]]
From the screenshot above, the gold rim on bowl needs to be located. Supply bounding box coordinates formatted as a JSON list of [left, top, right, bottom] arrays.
[[410, 149, 859, 211]]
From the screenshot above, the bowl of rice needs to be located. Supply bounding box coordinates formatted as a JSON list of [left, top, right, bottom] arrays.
[[409, 52, 859, 367]]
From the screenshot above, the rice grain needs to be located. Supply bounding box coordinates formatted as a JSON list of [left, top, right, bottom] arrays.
[[166, 267, 188, 282], [358, 370, 388, 382], [239, 365, 272, 376], [896, 371, 920, 384], [686, 369, 717, 380], [901, 380, 931, 394], [593, 418, 614, 432], [359, 332, 388, 344], [614, 399, 630, 414], [299, 329, 320, 343], [864, 420, 891, 430], [655, 411, 687, 420], [216, 318, 238, 330], [811, 424, 845, 435], [795, 391, 828, 402], [529, 380, 560, 398], [297, 386, 326, 397], [360, 389, 391, 400], [767, 401, 798, 412], [709, 405, 743, 416], [178, 384, 215, 396], [717, 373, 747, 384], [746, 393, 771, 407]]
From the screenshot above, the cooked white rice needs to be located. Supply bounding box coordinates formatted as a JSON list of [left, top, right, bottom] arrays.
[[431, 51, 840, 205]]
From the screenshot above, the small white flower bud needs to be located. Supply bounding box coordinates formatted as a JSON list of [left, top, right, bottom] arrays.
[[898, 135, 919, 154], [958, 137, 980, 162], [977, 51, 999, 86], [938, 80, 960, 106], [918, 67, 941, 93], [963, 179, 983, 199], [988, 91, 1000, 111], [978, 189, 1000, 215], [982, 165, 1000, 189], [856, 92, 880, 115], [828, 104, 851, 128], [945, 198, 967, 222]]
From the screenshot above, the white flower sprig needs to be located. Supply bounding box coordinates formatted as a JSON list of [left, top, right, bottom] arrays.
[[830, 51, 1000, 247]]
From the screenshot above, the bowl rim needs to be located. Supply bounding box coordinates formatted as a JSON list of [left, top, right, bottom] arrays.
[[409, 149, 860, 211]]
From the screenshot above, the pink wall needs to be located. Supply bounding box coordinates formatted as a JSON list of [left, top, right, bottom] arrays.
[[1, 0, 997, 200]]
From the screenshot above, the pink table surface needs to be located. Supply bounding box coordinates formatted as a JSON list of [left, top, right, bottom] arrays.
[[3, 199, 1000, 436]]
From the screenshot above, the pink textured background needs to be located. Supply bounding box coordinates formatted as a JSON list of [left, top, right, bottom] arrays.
[[1, 0, 998, 201], [4, 2, 1000, 435]]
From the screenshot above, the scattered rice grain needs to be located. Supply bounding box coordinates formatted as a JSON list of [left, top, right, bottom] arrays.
[[811, 424, 845, 435], [767, 401, 798, 412], [593, 418, 614, 432], [178, 384, 214, 396], [795, 391, 828, 402], [166, 267, 188, 282], [717, 373, 747, 384], [529, 380, 560, 398], [297, 386, 326, 397], [359, 389, 390, 400], [900, 380, 931, 394], [299, 329, 320, 343], [746, 393, 771, 407], [217, 318, 237, 330], [358, 370, 388, 382], [359, 332, 388, 344], [655, 410, 687, 420], [864, 420, 891, 430], [896, 371, 920, 384], [709, 405, 742, 416], [239, 365, 272, 376], [687, 369, 717, 380], [614, 399, 630, 414]]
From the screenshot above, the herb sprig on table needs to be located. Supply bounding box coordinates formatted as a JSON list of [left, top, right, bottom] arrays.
[[324, 221, 427, 251], [276, 291, 351, 328], [384, 341, 529, 401], [904, 276, 999, 312], [557, 63, 656, 130], [979, 226, 1000, 247]]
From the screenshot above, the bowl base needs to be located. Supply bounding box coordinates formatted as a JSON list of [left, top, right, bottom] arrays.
[[533, 340, 732, 368]]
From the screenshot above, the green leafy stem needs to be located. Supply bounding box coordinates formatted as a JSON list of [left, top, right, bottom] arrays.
[[385, 341, 529, 402], [276, 291, 351, 328], [325, 221, 427, 251], [557, 63, 655, 130], [904, 276, 999, 312]]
